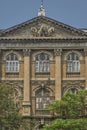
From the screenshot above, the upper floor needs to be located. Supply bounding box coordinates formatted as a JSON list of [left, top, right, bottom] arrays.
[[0, 48, 86, 81]]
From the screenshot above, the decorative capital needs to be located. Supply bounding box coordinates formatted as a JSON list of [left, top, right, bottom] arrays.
[[23, 49, 31, 56], [54, 49, 62, 56]]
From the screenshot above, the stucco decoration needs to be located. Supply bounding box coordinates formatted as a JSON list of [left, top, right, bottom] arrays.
[[31, 80, 55, 86], [62, 80, 85, 95], [31, 24, 55, 37]]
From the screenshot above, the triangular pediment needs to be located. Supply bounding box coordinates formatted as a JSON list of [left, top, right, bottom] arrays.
[[0, 16, 87, 38]]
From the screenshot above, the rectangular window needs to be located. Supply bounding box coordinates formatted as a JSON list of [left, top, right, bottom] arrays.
[[36, 97, 50, 109], [6, 61, 19, 72]]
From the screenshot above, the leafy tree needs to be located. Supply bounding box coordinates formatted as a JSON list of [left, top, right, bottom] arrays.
[[0, 83, 22, 130], [43, 90, 87, 130]]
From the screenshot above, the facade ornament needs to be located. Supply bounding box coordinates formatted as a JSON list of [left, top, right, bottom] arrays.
[[31, 25, 55, 37], [54, 49, 62, 56], [38, 0, 45, 16], [62, 80, 85, 95], [23, 49, 31, 56], [31, 80, 55, 86]]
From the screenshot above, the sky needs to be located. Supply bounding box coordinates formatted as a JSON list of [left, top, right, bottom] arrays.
[[0, 0, 87, 29]]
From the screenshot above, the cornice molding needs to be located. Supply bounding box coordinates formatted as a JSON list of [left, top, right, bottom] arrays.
[[0, 16, 87, 37], [0, 37, 87, 41]]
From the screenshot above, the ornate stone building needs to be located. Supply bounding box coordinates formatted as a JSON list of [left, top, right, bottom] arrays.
[[0, 4, 87, 130]]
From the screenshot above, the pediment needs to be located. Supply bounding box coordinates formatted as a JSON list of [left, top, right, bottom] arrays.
[[0, 16, 87, 38]]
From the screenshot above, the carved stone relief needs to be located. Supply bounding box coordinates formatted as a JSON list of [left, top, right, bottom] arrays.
[[54, 49, 62, 56], [1, 81, 23, 109], [62, 80, 85, 95], [31, 24, 55, 37], [31, 80, 55, 86], [23, 49, 31, 56]]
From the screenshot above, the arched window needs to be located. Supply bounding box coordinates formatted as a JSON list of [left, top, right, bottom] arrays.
[[67, 53, 80, 72], [35, 88, 50, 109], [6, 54, 19, 72], [68, 88, 78, 94], [35, 53, 50, 72]]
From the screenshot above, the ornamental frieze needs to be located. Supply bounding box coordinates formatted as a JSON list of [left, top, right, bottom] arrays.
[[31, 80, 55, 86], [62, 80, 85, 95], [31, 24, 55, 37]]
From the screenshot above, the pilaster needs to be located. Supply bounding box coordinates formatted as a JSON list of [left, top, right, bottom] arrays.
[[54, 49, 62, 100], [22, 49, 31, 116], [84, 49, 87, 90]]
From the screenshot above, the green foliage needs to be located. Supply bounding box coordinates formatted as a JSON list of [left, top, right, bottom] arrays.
[[0, 83, 22, 129], [43, 90, 87, 130], [43, 118, 87, 130]]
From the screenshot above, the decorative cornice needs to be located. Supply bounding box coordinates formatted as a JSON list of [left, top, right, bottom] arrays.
[[0, 16, 87, 37], [0, 37, 87, 41], [0, 38, 87, 49]]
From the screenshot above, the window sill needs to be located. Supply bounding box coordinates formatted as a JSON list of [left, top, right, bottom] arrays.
[[67, 72, 80, 74], [36, 109, 49, 111], [6, 72, 19, 78], [66, 72, 80, 78], [6, 72, 19, 74], [35, 72, 50, 75]]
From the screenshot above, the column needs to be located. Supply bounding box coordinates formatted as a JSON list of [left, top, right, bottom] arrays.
[[22, 49, 31, 116], [84, 49, 87, 90], [54, 49, 62, 100]]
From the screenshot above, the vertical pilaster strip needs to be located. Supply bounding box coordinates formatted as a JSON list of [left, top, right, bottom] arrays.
[[2, 60, 6, 80], [84, 49, 87, 90], [54, 49, 62, 100], [23, 49, 31, 116]]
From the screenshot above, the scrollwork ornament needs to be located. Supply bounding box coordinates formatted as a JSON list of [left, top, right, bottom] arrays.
[[31, 24, 55, 37]]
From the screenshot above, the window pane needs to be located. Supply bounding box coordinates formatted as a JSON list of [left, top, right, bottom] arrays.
[[67, 53, 80, 72], [36, 89, 50, 110], [6, 54, 19, 72], [35, 53, 50, 72]]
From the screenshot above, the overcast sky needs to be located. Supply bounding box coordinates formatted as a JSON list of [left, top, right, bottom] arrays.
[[0, 0, 87, 29]]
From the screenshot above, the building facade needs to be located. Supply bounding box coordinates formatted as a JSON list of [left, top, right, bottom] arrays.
[[0, 12, 87, 129]]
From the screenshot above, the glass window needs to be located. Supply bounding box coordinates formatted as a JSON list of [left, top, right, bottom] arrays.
[[35, 88, 50, 110], [68, 88, 78, 94], [35, 53, 50, 72], [6, 54, 19, 72], [67, 53, 80, 72]]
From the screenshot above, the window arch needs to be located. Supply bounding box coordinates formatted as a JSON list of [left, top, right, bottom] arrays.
[[67, 53, 80, 72], [35, 88, 50, 109], [35, 53, 50, 72], [68, 88, 78, 94], [6, 54, 19, 72]]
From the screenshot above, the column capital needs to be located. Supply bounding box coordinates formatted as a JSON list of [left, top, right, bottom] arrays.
[[54, 49, 62, 56], [23, 49, 31, 56]]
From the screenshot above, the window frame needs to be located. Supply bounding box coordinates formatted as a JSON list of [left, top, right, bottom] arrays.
[[6, 54, 19, 73], [35, 88, 50, 110], [35, 53, 50, 73], [66, 53, 80, 73]]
